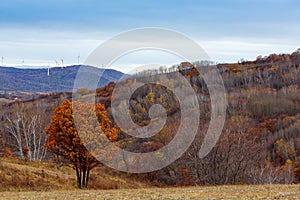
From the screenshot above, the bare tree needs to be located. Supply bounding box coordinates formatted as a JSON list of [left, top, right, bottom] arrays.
[[4, 102, 49, 161]]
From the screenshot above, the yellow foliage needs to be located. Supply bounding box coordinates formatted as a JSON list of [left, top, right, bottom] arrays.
[[230, 115, 249, 123], [285, 159, 293, 165]]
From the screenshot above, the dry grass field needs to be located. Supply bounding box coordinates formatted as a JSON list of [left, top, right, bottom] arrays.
[[0, 158, 148, 191], [0, 158, 299, 199], [0, 184, 299, 200]]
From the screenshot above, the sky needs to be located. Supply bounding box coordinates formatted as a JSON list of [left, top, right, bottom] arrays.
[[0, 0, 299, 72]]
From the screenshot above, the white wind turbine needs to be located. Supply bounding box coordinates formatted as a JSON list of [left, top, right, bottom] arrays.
[[47, 63, 50, 76], [77, 54, 80, 65]]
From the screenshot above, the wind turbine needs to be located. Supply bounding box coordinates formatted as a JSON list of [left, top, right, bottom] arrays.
[[1, 56, 3, 66], [61, 59, 64, 69], [47, 63, 50, 76], [77, 54, 80, 65]]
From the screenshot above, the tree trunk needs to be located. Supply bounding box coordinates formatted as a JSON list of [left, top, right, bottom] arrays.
[[86, 170, 90, 188], [75, 167, 91, 189], [82, 168, 86, 188], [76, 167, 81, 188]]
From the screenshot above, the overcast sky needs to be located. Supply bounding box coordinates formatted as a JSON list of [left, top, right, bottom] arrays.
[[0, 0, 299, 72]]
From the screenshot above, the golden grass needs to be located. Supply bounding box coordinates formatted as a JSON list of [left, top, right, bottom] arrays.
[[0, 184, 299, 200], [0, 158, 299, 199], [0, 157, 76, 191], [0, 157, 148, 191]]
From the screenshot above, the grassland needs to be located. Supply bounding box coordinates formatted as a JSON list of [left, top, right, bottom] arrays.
[[0, 184, 299, 200], [0, 157, 148, 191], [0, 158, 299, 199]]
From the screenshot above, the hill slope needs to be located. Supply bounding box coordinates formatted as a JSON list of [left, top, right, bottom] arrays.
[[0, 65, 125, 92], [0, 157, 149, 191]]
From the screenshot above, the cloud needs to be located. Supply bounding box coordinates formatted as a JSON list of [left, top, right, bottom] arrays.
[[0, 28, 104, 67], [0, 27, 298, 73], [201, 38, 299, 63]]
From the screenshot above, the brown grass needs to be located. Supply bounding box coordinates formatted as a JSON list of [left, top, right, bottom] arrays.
[[0, 157, 148, 191], [1, 158, 299, 199], [0, 184, 299, 199], [0, 157, 75, 191]]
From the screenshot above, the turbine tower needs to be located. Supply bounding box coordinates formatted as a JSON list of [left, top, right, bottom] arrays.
[[47, 63, 50, 76], [61, 59, 64, 69], [77, 54, 80, 65]]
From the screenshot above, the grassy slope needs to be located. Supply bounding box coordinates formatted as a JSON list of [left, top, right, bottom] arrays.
[[0, 158, 149, 191], [0, 159, 299, 199], [1, 185, 299, 199]]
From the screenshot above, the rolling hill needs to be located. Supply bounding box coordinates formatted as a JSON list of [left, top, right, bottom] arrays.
[[0, 65, 125, 92]]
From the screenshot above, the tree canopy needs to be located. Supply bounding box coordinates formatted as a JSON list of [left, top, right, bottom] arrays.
[[45, 100, 117, 188]]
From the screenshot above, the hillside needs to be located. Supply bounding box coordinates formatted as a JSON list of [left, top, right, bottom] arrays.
[[0, 65, 124, 92], [93, 50, 300, 185], [0, 159, 298, 198], [0, 157, 150, 191], [0, 50, 300, 189]]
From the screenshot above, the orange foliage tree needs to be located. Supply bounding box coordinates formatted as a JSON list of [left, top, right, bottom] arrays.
[[45, 100, 117, 188]]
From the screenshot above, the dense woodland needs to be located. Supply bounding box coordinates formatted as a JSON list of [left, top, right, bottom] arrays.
[[0, 49, 300, 188]]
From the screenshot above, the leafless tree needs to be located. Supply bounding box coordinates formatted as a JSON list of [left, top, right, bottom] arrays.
[[4, 102, 49, 161]]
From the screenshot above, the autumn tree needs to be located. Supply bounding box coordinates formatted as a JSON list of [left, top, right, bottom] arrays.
[[45, 100, 117, 188]]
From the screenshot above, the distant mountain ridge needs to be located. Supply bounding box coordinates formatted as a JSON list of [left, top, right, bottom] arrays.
[[0, 65, 125, 92]]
